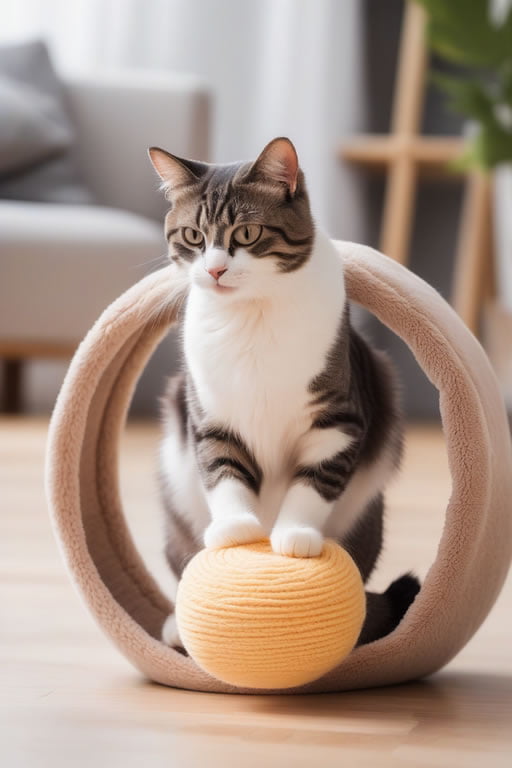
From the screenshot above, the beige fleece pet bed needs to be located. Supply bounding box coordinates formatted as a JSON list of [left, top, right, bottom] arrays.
[[45, 241, 512, 693]]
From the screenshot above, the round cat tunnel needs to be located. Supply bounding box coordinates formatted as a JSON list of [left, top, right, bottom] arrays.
[[45, 241, 512, 693]]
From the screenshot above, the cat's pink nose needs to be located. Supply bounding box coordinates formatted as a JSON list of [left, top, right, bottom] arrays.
[[207, 266, 228, 281]]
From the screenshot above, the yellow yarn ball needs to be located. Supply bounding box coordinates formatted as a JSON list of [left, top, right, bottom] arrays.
[[175, 539, 366, 689]]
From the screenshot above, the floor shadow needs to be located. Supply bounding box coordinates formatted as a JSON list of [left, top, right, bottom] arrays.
[[245, 670, 512, 728]]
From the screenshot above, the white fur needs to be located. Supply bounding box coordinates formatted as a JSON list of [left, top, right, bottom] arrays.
[[204, 514, 266, 549], [161, 613, 181, 647], [203, 478, 266, 547], [272, 526, 324, 557], [160, 433, 210, 539], [298, 428, 353, 466], [160, 229, 397, 563], [184, 230, 346, 476], [271, 483, 333, 557]]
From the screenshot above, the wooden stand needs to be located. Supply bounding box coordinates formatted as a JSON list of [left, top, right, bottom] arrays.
[[341, 2, 493, 335]]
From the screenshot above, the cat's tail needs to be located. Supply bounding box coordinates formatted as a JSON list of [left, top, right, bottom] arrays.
[[356, 572, 420, 646]]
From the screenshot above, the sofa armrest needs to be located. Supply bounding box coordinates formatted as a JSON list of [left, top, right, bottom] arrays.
[[63, 71, 210, 221]]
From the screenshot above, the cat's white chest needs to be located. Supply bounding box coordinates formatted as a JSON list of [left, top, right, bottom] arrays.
[[184, 289, 334, 475]]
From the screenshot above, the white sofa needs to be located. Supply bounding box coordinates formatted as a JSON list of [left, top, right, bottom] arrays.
[[0, 71, 209, 412]]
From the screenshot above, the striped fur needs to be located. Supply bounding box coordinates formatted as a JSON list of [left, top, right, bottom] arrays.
[[150, 141, 314, 274]]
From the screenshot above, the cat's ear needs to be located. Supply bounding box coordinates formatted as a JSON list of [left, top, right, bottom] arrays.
[[148, 147, 209, 192], [248, 137, 299, 196]]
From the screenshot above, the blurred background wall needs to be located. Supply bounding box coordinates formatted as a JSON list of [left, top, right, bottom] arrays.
[[2, 0, 368, 236], [361, 0, 465, 419], [1, 0, 468, 419]]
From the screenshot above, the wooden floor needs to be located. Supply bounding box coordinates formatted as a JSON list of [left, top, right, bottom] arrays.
[[1, 418, 511, 767]]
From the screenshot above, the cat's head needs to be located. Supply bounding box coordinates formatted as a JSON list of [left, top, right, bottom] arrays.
[[148, 137, 314, 300]]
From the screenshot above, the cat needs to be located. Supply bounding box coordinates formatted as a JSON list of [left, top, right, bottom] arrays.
[[149, 137, 420, 650]]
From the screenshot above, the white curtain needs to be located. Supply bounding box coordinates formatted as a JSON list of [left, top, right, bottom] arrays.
[[2, 0, 367, 237]]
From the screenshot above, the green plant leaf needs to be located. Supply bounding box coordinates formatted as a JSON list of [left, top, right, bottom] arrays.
[[430, 73, 495, 122], [409, 0, 512, 167], [477, 120, 512, 166], [411, 0, 512, 68]]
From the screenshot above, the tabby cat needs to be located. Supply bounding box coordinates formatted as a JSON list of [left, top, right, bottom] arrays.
[[149, 137, 419, 649]]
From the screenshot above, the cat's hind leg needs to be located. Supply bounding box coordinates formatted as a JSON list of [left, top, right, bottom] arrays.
[[357, 573, 420, 646], [159, 373, 207, 647], [159, 468, 202, 649], [340, 493, 420, 645], [161, 613, 182, 649]]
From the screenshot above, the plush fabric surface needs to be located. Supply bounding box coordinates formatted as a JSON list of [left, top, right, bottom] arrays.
[[45, 241, 512, 693], [175, 540, 365, 689], [0, 40, 92, 203]]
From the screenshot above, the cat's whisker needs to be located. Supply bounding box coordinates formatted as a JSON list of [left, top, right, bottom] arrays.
[[128, 253, 169, 272]]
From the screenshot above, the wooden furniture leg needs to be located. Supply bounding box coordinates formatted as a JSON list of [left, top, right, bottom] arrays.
[[1, 359, 23, 414]]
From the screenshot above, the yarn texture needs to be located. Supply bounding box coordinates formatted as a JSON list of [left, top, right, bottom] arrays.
[[175, 539, 366, 689]]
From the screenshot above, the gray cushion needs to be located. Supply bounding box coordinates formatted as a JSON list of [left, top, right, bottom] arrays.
[[0, 40, 93, 204], [0, 75, 74, 175]]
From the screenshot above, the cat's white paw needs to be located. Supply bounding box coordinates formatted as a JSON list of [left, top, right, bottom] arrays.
[[161, 613, 182, 648], [271, 526, 324, 558], [204, 514, 266, 549]]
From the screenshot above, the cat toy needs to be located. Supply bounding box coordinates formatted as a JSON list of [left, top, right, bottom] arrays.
[[45, 241, 512, 693], [175, 539, 365, 689]]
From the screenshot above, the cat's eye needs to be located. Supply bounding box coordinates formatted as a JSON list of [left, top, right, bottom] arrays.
[[233, 224, 262, 247], [182, 227, 204, 247]]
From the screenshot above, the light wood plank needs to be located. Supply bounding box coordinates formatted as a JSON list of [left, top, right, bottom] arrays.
[[341, 136, 465, 170], [380, 156, 417, 265], [390, 3, 428, 135]]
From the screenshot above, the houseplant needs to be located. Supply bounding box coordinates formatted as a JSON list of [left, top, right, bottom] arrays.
[[413, 0, 512, 407]]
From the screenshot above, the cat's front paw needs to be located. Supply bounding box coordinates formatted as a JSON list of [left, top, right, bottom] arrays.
[[271, 526, 324, 558], [204, 514, 266, 549]]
